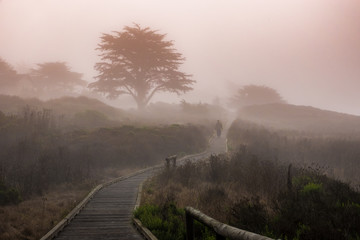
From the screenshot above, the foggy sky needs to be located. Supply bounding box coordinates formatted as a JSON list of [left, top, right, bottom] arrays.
[[1, 0, 360, 115]]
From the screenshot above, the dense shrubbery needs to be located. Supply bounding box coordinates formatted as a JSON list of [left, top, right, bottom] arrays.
[[0, 181, 21, 205], [135, 203, 186, 240], [228, 119, 360, 186], [274, 172, 360, 239], [134, 203, 215, 240], [139, 143, 360, 239], [0, 109, 211, 202]]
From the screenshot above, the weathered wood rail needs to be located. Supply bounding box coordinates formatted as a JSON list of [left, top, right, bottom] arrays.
[[185, 207, 275, 240]]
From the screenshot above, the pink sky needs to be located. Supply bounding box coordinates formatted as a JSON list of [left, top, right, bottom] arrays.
[[1, 0, 360, 114]]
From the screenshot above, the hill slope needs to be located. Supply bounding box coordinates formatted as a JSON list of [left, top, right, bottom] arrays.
[[0, 95, 124, 120], [240, 103, 360, 134]]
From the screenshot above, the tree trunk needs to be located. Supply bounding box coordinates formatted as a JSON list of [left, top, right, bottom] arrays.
[[137, 102, 146, 110], [135, 96, 147, 110]]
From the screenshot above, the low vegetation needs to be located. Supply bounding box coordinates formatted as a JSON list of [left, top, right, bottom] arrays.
[[228, 119, 360, 186], [0, 183, 89, 240], [0, 107, 210, 198], [136, 118, 360, 240], [134, 202, 215, 240], [138, 151, 360, 240], [0, 181, 21, 206], [0, 103, 211, 239], [0, 95, 124, 121]]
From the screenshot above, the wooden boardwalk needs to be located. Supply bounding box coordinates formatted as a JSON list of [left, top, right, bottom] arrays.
[[53, 170, 155, 240], [48, 136, 227, 240]]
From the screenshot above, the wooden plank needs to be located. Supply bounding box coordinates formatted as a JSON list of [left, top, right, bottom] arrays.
[[49, 169, 156, 240]]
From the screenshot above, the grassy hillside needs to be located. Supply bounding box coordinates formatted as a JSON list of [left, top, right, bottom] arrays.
[[240, 103, 360, 135], [0, 95, 227, 127], [0, 106, 212, 239], [0, 94, 124, 120], [45, 96, 124, 119]]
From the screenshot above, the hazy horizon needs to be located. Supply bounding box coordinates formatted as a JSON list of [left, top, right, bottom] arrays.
[[1, 0, 360, 115]]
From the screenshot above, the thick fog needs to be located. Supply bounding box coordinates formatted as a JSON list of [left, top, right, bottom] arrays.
[[1, 0, 360, 115]]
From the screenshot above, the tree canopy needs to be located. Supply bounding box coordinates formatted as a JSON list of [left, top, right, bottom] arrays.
[[31, 62, 86, 98], [89, 24, 195, 109], [231, 85, 285, 108], [0, 58, 19, 92]]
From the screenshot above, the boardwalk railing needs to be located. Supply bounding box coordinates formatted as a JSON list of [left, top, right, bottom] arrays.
[[185, 207, 275, 240]]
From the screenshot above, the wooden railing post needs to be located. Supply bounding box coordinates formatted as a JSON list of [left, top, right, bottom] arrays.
[[185, 211, 194, 240], [165, 155, 177, 169], [165, 157, 170, 169], [172, 157, 176, 167]]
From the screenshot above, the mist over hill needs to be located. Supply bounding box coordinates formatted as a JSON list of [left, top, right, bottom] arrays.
[[239, 103, 360, 135], [0, 94, 227, 128]]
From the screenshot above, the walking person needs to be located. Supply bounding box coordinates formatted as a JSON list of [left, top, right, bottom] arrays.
[[215, 120, 223, 137]]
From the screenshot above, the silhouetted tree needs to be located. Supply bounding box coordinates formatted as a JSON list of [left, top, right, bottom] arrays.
[[231, 85, 285, 108], [90, 24, 194, 109], [0, 58, 19, 92], [31, 62, 86, 98]]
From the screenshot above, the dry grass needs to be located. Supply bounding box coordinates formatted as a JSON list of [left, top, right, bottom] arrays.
[[141, 177, 236, 223], [0, 167, 141, 240], [140, 154, 285, 224], [0, 184, 87, 240]]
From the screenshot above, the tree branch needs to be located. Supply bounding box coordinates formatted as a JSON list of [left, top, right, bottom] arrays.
[[145, 84, 165, 105], [124, 84, 136, 98]]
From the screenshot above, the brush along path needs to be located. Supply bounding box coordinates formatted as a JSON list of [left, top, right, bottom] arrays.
[[49, 136, 226, 240]]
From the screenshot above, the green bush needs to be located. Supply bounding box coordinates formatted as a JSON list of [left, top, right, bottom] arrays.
[[230, 196, 269, 234], [134, 203, 216, 240], [274, 173, 360, 240], [142, 149, 360, 240], [0, 181, 21, 205], [134, 203, 185, 240]]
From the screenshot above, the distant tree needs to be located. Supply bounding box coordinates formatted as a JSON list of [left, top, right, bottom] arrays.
[[89, 24, 195, 110], [231, 85, 285, 108], [0, 58, 19, 92], [31, 62, 86, 97]]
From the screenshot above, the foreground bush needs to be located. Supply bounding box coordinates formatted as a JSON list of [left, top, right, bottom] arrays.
[[0, 181, 21, 205], [134, 203, 215, 240], [273, 173, 360, 239], [140, 149, 360, 240], [134, 203, 185, 240]]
